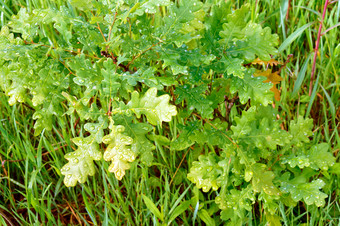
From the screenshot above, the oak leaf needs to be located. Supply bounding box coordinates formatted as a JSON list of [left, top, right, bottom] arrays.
[[255, 69, 283, 101]]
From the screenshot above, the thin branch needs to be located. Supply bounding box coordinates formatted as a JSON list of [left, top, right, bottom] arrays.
[[59, 60, 75, 75], [91, 10, 107, 42], [169, 147, 191, 186], [0, 209, 15, 226], [97, 22, 107, 42], [108, 11, 118, 43], [309, 0, 329, 96], [126, 41, 163, 68], [321, 23, 340, 35], [65, 200, 82, 225], [277, 54, 293, 74]]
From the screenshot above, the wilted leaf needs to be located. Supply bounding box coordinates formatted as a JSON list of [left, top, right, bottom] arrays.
[[251, 58, 280, 66], [255, 69, 283, 101]]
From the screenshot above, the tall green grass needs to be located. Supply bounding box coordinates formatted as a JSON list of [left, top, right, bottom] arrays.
[[1, 0, 339, 225]]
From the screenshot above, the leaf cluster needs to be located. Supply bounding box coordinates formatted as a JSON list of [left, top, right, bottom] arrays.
[[0, 0, 336, 223]]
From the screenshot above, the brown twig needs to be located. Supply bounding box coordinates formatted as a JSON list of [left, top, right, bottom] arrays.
[[59, 60, 75, 75], [65, 200, 83, 225], [0, 154, 15, 202], [0, 209, 15, 226], [277, 54, 293, 74], [309, 0, 329, 96], [224, 95, 239, 126], [286, 0, 291, 20], [169, 147, 191, 186], [73, 117, 80, 131], [106, 98, 112, 116], [97, 22, 107, 42]]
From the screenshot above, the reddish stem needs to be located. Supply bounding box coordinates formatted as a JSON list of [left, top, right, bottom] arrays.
[[309, 0, 329, 96]]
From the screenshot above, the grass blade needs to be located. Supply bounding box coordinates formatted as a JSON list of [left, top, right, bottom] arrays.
[[167, 200, 191, 225], [292, 53, 312, 98], [198, 209, 215, 226], [320, 84, 335, 117], [142, 194, 164, 221], [168, 185, 191, 216], [305, 72, 320, 117], [278, 22, 314, 52]]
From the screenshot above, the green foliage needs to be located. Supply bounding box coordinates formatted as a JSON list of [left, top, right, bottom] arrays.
[[0, 0, 337, 224], [187, 105, 335, 222]]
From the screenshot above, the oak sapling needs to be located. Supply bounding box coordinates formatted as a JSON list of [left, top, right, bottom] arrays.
[[0, 0, 335, 223]]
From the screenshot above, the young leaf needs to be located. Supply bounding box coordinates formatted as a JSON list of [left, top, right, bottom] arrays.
[[69, 0, 93, 11], [229, 70, 274, 106], [308, 143, 335, 171], [219, 4, 250, 42], [102, 120, 135, 180], [170, 122, 199, 151], [32, 109, 53, 136], [126, 87, 177, 125], [84, 116, 109, 144], [187, 153, 224, 192], [227, 23, 279, 61], [142, 194, 164, 221], [100, 59, 121, 98], [281, 179, 328, 207], [217, 185, 256, 220], [288, 116, 313, 147], [61, 137, 102, 187], [114, 116, 156, 166], [231, 106, 290, 150], [281, 150, 311, 169], [250, 163, 281, 196], [175, 84, 213, 119]]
